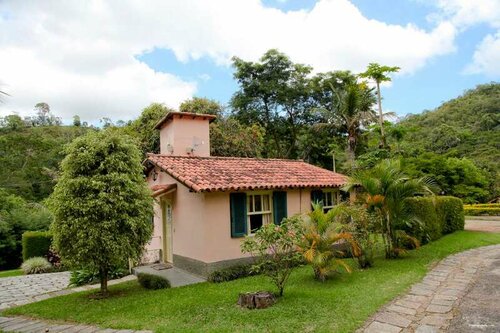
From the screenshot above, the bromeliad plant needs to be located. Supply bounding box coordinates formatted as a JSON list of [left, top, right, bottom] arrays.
[[345, 159, 437, 259], [297, 204, 360, 281], [241, 216, 303, 297]]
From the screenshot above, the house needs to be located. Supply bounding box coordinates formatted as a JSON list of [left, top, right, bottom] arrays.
[[143, 111, 348, 277]]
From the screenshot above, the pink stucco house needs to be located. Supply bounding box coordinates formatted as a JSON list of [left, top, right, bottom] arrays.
[[143, 111, 348, 276]]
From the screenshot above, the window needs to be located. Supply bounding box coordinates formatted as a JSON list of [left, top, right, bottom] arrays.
[[322, 191, 337, 212], [247, 193, 272, 234]]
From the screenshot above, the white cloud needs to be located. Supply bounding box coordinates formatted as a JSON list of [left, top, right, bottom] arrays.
[[431, 0, 500, 29], [464, 31, 500, 76], [0, 0, 462, 122]]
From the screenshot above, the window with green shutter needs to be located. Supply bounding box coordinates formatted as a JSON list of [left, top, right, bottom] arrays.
[[230, 193, 247, 238], [272, 191, 287, 225]]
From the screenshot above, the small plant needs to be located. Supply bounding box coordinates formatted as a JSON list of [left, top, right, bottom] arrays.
[[334, 203, 378, 269], [241, 216, 303, 297], [21, 257, 52, 274], [208, 264, 257, 283], [297, 205, 359, 281], [137, 273, 171, 290], [70, 266, 129, 287]]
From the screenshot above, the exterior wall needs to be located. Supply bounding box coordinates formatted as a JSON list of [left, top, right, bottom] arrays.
[[145, 167, 207, 264], [159, 116, 210, 156]]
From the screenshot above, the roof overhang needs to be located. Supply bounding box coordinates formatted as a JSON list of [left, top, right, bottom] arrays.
[[151, 183, 177, 197], [154, 111, 217, 130]]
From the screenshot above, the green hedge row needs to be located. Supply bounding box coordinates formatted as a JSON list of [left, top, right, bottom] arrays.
[[22, 231, 53, 261], [463, 204, 500, 216], [403, 196, 464, 244]]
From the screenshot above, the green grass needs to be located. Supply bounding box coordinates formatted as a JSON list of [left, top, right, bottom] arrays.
[[0, 269, 23, 278], [4, 231, 500, 333]]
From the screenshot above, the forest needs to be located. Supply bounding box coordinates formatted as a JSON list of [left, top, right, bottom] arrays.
[[0, 49, 498, 269]]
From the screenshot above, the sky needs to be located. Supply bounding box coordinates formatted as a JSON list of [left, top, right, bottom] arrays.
[[0, 0, 499, 124]]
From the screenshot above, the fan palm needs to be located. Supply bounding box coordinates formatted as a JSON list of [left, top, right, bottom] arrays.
[[344, 159, 437, 258], [297, 204, 360, 281]]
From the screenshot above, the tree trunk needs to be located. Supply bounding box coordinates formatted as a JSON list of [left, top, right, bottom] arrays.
[[376, 82, 386, 149], [347, 130, 356, 167], [99, 267, 108, 296]]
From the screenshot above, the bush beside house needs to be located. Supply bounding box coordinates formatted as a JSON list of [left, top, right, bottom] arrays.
[[404, 196, 464, 243], [22, 231, 53, 261]]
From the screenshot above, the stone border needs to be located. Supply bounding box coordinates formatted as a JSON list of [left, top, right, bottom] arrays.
[[359, 244, 500, 333]]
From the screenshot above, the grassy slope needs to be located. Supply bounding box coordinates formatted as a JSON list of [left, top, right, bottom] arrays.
[[0, 269, 22, 278], [4, 231, 500, 333]]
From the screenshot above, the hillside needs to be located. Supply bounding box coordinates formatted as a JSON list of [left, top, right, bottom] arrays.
[[399, 83, 499, 200]]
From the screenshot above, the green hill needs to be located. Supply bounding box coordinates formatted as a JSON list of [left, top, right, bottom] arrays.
[[399, 83, 499, 201]]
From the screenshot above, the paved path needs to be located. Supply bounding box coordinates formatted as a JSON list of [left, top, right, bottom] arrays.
[[133, 265, 205, 287], [360, 244, 500, 333], [0, 316, 152, 333], [0, 272, 71, 310], [465, 217, 500, 233]]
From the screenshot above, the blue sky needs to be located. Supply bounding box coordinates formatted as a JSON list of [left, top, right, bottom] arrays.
[[137, 0, 498, 117], [1, 0, 499, 122]]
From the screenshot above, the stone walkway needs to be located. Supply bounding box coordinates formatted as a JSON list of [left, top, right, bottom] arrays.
[[465, 216, 500, 233], [0, 272, 71, 310], [360, 244, 500, 333], [0, 316, 152, 333]]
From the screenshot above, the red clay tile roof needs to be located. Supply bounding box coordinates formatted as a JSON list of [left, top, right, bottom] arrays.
[[154, 111, 216, 130], [146, 154, 347, 193]]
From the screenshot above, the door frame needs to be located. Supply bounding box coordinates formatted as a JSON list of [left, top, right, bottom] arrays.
[[162, 200, 173, 263]]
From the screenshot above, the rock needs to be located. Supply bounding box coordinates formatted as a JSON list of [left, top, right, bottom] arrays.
[[238, 291, 275, 309]]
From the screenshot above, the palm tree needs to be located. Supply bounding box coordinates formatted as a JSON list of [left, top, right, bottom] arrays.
[[344, 159, 436, 258], [297, 204, 360, 281], [318, 81, 376, 167], [359, 63, 400, 149]]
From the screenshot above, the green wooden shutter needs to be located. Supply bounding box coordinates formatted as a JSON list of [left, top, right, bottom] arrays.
[[311, 190, 324, 208], [230, 193, 247, 238], [273, 191, 287, 225]]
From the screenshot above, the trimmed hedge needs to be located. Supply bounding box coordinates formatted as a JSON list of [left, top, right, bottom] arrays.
[[137, 273, 171, 290], [464, 203, 500, 216], [404, 196, 464, 244], [207, 264, 256, 283], [22, 231, 53, 261]]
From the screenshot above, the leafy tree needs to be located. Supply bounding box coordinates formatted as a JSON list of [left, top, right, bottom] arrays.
[[0, 115, 24, 130], [180, 97, 224, 117], [359, 63, 400, 148], [48, 130, 153, 296], [297, 204, 359, 281], [241, 217, 303, 296], [345, 159, 435, 258], [231, 49, 315, 158], [210, 117, 265, 157], [32, 103, 61, 126], [73, 115, 81, 127], [0, 189, 52, 269]]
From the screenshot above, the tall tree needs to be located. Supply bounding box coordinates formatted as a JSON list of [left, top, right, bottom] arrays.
[[180, 97, 224, 117], [49, 130, 153, 296], [231, 49, 314, 158], [359, 63, 400, 149], [317, 80, 376, 166]]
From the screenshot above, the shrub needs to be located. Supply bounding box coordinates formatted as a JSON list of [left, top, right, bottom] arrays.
[[208, 264, 257, 283], [403, 196, 464, 243], [22, 231, 52, 261], [21, 257, 52, 274], [69, 266, 129, 287], [464, 203, 500, 216], [439, 197, 464, 233], [137, 273, 171, 290], [241, 216, 303, 296]]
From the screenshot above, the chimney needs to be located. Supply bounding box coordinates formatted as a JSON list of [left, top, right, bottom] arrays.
[[154, 112, 216, 156]]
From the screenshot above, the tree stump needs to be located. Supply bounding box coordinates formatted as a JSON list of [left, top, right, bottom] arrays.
[[238, 291, 276, 309]]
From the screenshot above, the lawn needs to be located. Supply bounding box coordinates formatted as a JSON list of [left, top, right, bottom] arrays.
[[4, 231, 500, 333], [0, 269, 23, 278]]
